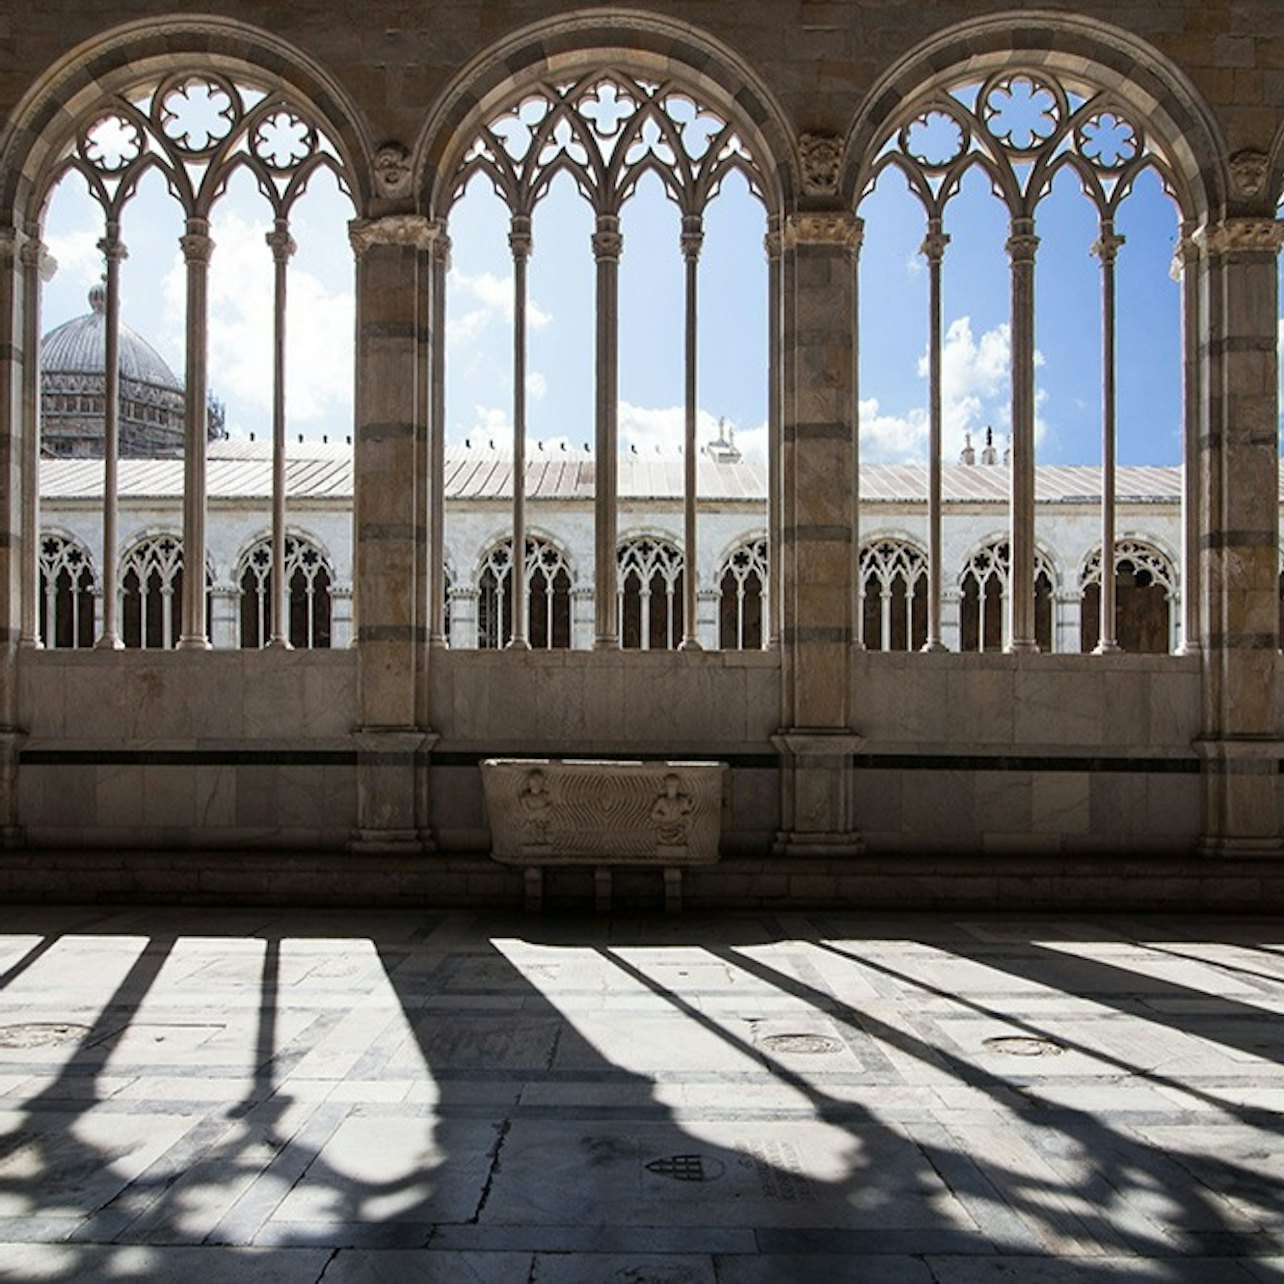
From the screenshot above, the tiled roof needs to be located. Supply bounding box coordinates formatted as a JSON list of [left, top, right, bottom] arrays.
[[40, 439, 1198, 505]]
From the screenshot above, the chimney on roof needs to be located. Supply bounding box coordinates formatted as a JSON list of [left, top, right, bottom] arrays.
[[980, 425, 997, 466], [959, 431, 974, 465], [705, 415, 742, 464]]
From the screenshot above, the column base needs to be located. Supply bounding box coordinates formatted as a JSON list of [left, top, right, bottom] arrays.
[[177, 635, 212, 651], [1007, 639, 1040, 654], [593, 637, 619, 651], [93, 635, 124, 651], [265, 637, 294, 651], [504, 638, 531, 651], [772, 730, 864, 859], [678, 638, 703, 652], [1092, 641, 1122, 655], [920, 640, 948, 653], [773, 830, 864, 858]]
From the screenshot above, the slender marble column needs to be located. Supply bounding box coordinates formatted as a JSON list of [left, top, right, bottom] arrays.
[[849, 218, 865, 653], [177, 219, 213, 649], [1173, 225, 1201, 656], [921, 219, 949, 651], [18, 235, 45, 649], [679, 213, 704, 650], [1006, 216, 1039, 652], [429, 224, 450, 648], [507, 214, 532, 649], [1093, 223, 1124, 654], [592, 214, 622, 649], [266, 219, 296, 649], [765, 219, 782, 651], [94, 229, 127, 649]]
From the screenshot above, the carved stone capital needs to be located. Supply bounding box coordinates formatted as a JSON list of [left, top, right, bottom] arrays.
[[680, 213, 703, 261], [348, 214, 438, 256], [265, 224, 296, 262], [799, 132, 843, 197], [1194, 218, 1284, 257], [430, 221, 452, 269], [1006, 218, 1039, 264], [783, 212, 862, 252], [1229, 149, 1269, 201], [97, 234, 128, 263], [179, 231, 214, 265], [919, 229, 950, 262], [1090, 230, 1125, 264], [592, 216, 623, 262], [509, 213, 532, 262], [763, 226, 783, 260], [16, 231, 52, 279], [373, 142, 413, 200]]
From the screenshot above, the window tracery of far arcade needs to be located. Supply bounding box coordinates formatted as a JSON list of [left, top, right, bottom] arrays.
[[16, 34, 1242, 661]]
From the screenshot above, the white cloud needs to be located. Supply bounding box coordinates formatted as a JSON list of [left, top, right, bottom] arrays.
[[447, 270, 552, 347], [526, 371, 547, 400], [160, 212, 353, 436], [861, 315, 1050, 463], [42, 226, 102, 288]]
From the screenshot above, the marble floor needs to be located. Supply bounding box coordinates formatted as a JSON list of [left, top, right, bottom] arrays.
[[1, 907, 1282, 1282]]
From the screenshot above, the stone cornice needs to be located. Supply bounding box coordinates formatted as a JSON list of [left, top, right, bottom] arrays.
[[1193, 219, 1284, 257], [348, 214, 439, 256]]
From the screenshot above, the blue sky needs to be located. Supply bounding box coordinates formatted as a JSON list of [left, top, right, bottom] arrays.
[[37, 141, 1243, 471]]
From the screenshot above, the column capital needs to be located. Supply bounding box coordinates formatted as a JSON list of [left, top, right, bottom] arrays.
[[348, 213, 438, 256], [1193, 217, 1284, 257], [509, 212, 532, 262], [1005, 217, 1039, 263], [97, 233, 128, 262], [919, 227, 950, 263], [680, 212, 703, 262], [1091, 229, 1125, 264], [265, 222, 296, 262], [783, 211, 862, 253], [592, 214, 623, 262], [1170, 226, 1201, 281], [16, 234, 54, 280], [763, 224, 783, 260], [180, 219, 214, 265]]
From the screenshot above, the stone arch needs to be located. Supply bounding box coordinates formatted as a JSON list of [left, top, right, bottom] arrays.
[[416, 7, 795, 217], [842, 10, 1226, 221], [0, 15, 374, 223]]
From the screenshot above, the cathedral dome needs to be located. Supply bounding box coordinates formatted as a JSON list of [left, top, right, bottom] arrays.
[[39, 286, 223, 458], [41, 283, 183, 392]]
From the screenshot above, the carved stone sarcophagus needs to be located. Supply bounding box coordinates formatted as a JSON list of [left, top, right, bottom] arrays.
[[481, 759, 726, 865]]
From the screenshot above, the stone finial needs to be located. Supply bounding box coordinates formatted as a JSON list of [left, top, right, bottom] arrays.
[[799, 132, 843, 197], [373, 142, 413, 200], [1229, 149, 1269, 201], [960, 431, 975, 466]]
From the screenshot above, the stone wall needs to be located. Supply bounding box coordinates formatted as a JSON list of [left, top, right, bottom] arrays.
[[0, 0, 1280, 885]]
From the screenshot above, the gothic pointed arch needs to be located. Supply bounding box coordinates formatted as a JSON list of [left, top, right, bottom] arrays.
[[842, 10, 1226, 220], [415, 8, 794, 217], [0, 16, 373, 222]]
